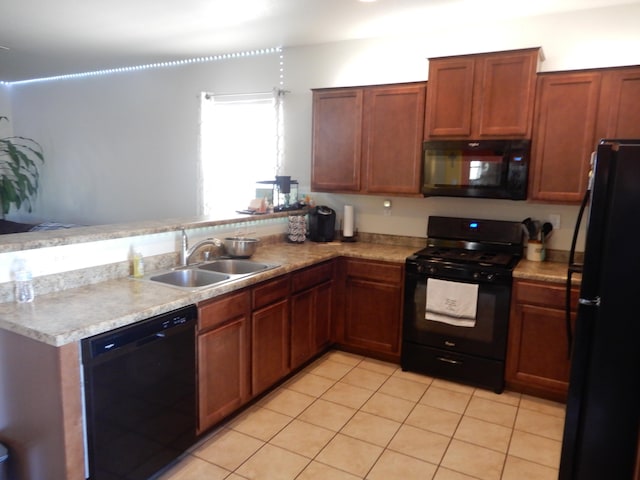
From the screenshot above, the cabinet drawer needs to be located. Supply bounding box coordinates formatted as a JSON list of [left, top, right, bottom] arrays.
[[291, 261, 334, 293], [198, 290, 250, 332], [515, 280, 579, 309], [346, 259, 402, 284], [253, 276, 290, 309]]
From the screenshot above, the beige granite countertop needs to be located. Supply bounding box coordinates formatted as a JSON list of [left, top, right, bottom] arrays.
[[0, 241, 416, 347], [0, 238, 581, 347], [514, 258, 581, 286]]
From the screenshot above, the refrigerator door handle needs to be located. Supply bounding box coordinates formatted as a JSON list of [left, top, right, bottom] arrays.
[[578, 296, 601, 307]]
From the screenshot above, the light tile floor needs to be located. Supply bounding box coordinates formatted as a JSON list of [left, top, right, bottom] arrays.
[[158, 350, 565, 480]]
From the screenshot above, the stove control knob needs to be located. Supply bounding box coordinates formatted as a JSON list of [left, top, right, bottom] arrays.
[[416, 264, 426, 274], [428, 266, 437, 275], [472, 272, 480, 280], [487, 273, 495, 281]]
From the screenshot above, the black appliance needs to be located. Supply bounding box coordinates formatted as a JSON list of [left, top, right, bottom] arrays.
[[82, 306, 198, 480], [559, 140, 640, 479], [422, 139, 529, 200], [308, 205, 336, 242], [402, 216, 524, 393]]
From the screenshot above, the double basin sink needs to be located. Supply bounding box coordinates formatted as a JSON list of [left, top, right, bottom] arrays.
[[146, 259, 279, 290]]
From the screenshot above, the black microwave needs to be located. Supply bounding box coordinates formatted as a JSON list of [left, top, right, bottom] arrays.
[[422, 139, 530, 200]]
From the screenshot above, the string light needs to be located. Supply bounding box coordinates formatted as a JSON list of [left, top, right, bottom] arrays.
[[1, 47, 282, 86]]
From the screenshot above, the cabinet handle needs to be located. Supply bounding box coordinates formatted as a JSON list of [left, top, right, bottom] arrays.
[[437, 356, 462, 365], [578, 296, 600, 307], [444, 340, 456, 347]]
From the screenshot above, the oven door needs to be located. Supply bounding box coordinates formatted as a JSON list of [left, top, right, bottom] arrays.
[[402, 264, 511, 360]]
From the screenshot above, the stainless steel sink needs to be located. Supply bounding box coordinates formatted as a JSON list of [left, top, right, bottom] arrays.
[[142, 259, 279, 291], [149, 269, 230, 288], [198, 259, 273, 275]]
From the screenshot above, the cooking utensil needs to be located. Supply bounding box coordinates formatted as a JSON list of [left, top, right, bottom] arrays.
[[532, 220, 541, 240], [223, 237, 260, 258], [522, 217, 537, 239], [541, 222, 553, 240]]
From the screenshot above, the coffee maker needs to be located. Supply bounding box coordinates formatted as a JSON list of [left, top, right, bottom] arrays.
[[308, 206, 336, 242]]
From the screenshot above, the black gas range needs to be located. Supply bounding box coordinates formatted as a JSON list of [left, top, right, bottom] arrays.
[[402, 216, 524, 393]]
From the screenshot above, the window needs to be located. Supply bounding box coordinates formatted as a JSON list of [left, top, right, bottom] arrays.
[[199, 89, 283, 218]]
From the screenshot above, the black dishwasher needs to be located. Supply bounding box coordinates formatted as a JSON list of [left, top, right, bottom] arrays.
[[82, 305, 198, 480]]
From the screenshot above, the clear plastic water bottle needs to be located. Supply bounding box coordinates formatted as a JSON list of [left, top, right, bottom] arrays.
[[14, 259, 35, 303]]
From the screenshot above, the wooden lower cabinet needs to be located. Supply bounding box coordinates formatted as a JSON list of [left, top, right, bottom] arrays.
[[290, 261, 334, 369], [251, 276, 291, 396], [506, 278, 579, 402], [336, 258, 403, 362], [197, 290, 251, 432]]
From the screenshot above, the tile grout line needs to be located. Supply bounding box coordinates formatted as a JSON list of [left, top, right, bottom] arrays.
[[174, 351, 564, 479]]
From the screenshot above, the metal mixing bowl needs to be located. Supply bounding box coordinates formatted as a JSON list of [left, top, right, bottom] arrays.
[[223, 237, 260, 258]]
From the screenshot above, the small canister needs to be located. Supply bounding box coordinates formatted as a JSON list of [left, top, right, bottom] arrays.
[[287, 214, 306, 243], [526, 240, 545, 262]]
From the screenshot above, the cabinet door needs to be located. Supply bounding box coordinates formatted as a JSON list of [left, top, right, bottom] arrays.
[[198, 291, 251, 433], [599, 66, 640, 138], [252, 299, 290, 396], [426, 49, 539, 139], [338, 259, 403, 362], [507, 304, 572, 400], [506, 280, 579, 402], [290, 279, 334, 370], [198, 316, 250, 432], [314, 281, 333, 351], [311, 89, 363, 192], [426, 58, 475, 137], [529, 72, 602, 202], [290, 288, 315, 369], [363, 84, 426, 194], [476, 51, 538, 137]]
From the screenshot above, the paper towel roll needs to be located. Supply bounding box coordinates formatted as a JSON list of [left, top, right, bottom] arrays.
[[343, 205, 354, 237]]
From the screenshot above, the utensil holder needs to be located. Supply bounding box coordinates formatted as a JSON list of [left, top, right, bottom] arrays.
[[526, 240, 545, 262]]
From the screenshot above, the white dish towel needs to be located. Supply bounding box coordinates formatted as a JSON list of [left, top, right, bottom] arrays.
[[425, 278, 479, 327]]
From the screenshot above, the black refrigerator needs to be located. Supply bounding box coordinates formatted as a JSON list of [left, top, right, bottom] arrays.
[[560, 139, 640, 479]]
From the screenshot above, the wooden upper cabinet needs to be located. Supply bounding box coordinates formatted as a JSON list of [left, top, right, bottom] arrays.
[[529, 72, 602, 203], [311, 88, 363, 192], [425, 48, 540, 139], [529, 65, 640, 203], [363, 84, 426, 194], [425, 58, 475, 137], [598, 66, 640, 139], [311, 82, 426, 195]]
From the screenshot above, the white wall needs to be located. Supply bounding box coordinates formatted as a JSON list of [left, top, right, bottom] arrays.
[[9, 53, 280, 225], [281, 3, 640, 251], [0, 85, 12, 136], [6, 2, 640, 252]]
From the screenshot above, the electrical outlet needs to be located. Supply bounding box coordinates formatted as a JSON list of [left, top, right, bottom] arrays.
[[549, 214, 561, 230]]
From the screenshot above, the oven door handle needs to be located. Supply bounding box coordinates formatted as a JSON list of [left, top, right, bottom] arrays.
[[437, 356, 463, 365]]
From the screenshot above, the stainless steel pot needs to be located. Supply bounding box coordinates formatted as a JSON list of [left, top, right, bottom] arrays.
[[223, 237, 260, 258]]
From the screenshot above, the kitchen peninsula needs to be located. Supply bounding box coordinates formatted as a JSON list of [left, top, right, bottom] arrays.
[[0, 212, 577, 479], [0, 220, 417, 480]]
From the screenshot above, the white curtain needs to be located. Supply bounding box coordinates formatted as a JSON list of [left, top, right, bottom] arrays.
[[199, 89, 283, 218]]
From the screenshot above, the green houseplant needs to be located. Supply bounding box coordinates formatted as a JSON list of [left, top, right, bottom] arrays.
[[0, 116, 44, 217]]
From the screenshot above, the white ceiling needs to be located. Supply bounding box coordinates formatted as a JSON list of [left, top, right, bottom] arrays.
[[0, 0, 637, 82]]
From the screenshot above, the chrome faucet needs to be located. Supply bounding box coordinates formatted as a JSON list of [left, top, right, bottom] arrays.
[[180, 229, 221, 267]]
